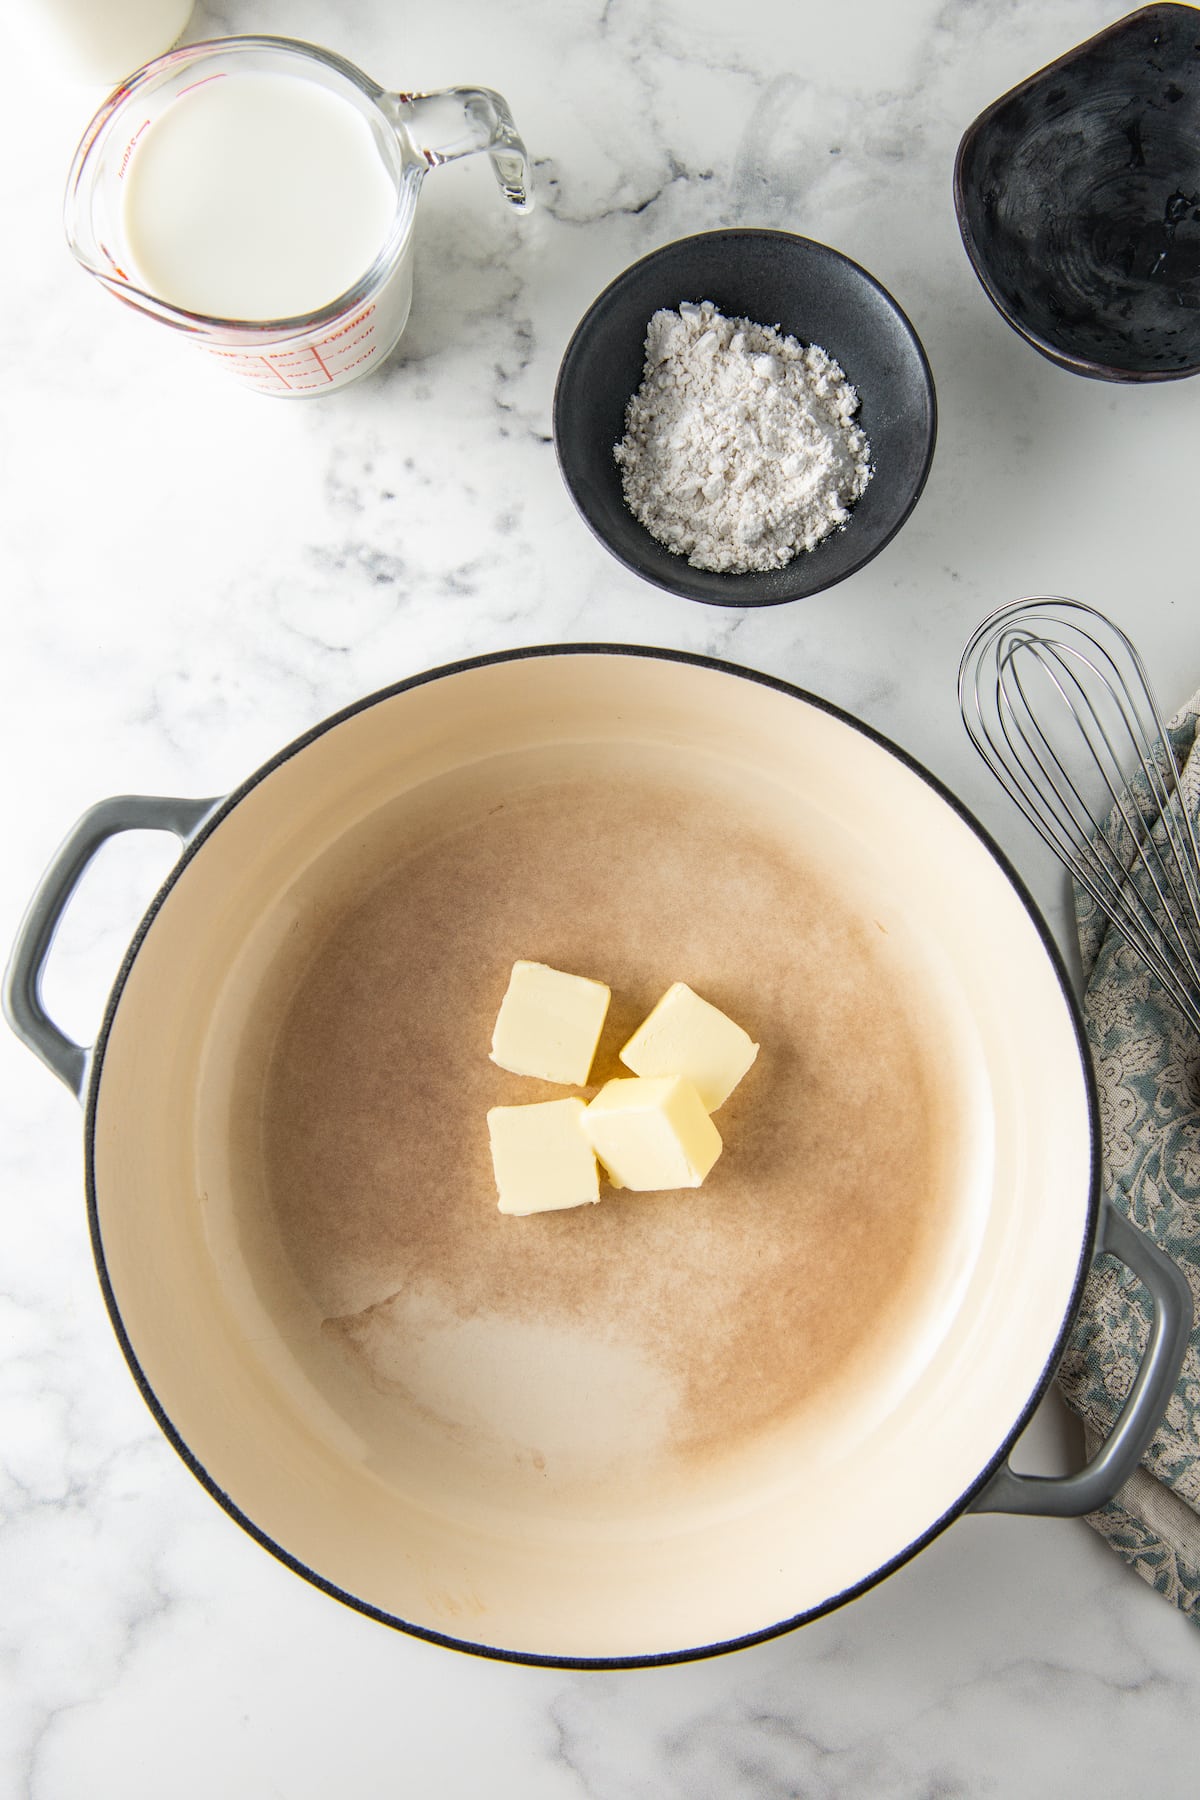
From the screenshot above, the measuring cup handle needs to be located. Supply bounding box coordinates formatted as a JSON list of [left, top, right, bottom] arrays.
[[392, 87, 534, 213]]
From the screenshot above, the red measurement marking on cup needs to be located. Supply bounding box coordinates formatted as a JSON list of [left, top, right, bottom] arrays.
[[176, 73, 229, 99], [117, 118, 152, 179], [320, 304, 376, 346], [95, 237, 132, 280], [200, 300, 381, 389], [340, 345, 379, 375], [268, 348, 330, 382]]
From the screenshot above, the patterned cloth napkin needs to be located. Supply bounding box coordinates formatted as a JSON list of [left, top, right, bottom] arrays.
[[1056, 694, 1200, 1626]]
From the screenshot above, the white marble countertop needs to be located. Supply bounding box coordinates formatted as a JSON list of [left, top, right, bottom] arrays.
[[1, 0, 1197, 1792]]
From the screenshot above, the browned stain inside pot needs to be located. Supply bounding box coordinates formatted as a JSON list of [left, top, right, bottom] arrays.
[[258, 763, 961, 1472]]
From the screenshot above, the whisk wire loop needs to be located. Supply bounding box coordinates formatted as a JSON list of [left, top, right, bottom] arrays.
[[1011, 634, 1200, 988], [992, 645, 1193, 1009], [959, 599, 1200, 1040]]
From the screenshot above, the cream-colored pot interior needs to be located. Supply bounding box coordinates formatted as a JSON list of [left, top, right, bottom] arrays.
[[90, 651, 1094, 1661]]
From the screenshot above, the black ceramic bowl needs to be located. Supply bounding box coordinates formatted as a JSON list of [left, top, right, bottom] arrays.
[[553, 229, 936, 607], [955, 3, 1200, 381]]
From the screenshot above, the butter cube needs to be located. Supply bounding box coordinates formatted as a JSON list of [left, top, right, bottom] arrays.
[[487, 1099, 601, 1216], [619, 982, 758, 1111], [490, 960, 611, 1085], [581, 1076, 721, 1192]]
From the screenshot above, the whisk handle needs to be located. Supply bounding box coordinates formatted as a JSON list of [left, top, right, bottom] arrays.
[[971, 1202, 1193, 1517]]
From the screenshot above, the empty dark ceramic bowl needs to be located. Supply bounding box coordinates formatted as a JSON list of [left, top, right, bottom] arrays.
[[955, 3, 1200, 381], [552, 229, 936, 607]]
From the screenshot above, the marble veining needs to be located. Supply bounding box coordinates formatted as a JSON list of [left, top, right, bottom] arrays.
[[1, 0, 1198, 1795]]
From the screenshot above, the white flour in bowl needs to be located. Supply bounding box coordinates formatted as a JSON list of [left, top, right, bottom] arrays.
[[614, 300, 872, 574]]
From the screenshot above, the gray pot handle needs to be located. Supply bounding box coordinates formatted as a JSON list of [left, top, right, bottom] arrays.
[[971, 1200, 1193, 1516], [3, 794, 219, 1103]]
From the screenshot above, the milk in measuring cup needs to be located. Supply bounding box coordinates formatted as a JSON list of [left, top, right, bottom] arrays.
[[122, 72, 397, 319]]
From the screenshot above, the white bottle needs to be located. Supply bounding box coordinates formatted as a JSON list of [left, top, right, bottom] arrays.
[[5, 0, 194, 88]]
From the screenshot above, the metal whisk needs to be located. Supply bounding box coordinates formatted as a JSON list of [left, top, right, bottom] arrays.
[[959, 597, 1200, 1037]]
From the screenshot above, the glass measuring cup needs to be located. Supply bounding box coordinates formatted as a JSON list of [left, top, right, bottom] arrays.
[[64, 35, 533, 395]]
